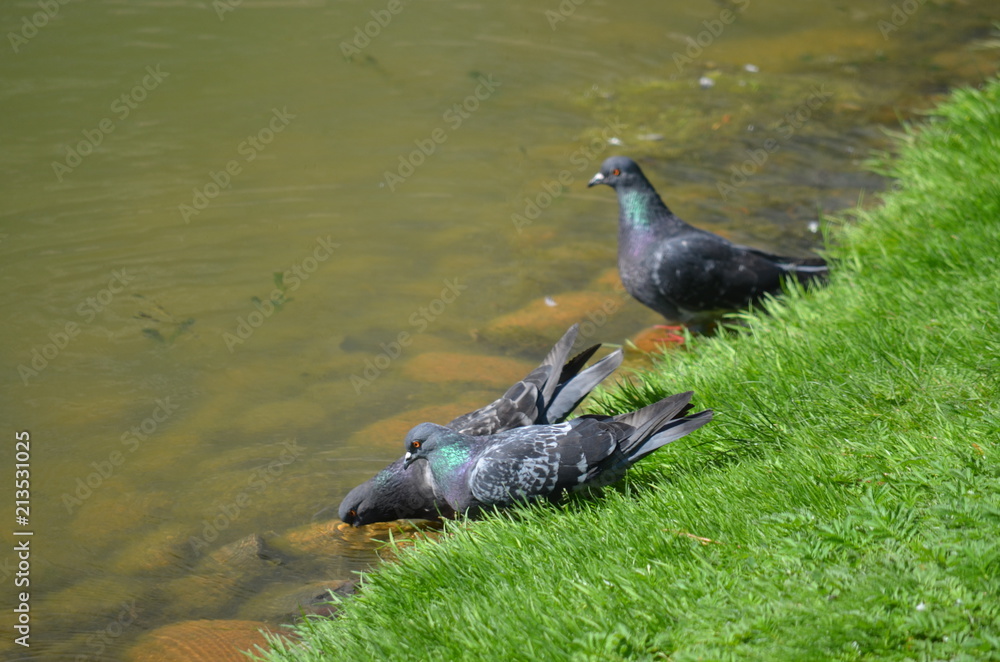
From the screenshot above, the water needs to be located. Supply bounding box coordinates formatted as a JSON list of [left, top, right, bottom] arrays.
[[1, 0, 996, 658]]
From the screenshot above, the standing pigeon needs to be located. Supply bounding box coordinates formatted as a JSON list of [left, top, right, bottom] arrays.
[[339, 324, 624, 526], [588, 156, 828, 329], [401, 392, 712, 516]]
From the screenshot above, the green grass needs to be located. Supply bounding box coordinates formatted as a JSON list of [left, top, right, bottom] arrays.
[[259, 79, 1000, 661]]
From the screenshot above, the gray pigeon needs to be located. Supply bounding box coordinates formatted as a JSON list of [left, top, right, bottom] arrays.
[[588, 156, 828, 328], [401, 391, 713, 516], [339, 324, 624, 526]]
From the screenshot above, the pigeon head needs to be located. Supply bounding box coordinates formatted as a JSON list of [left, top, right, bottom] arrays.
[[339, 456, 442, 527], [587, 156, 648, 189], [339, 468, 412, 527], [338, 481, 373, 527], [402, 422, 453, 468]]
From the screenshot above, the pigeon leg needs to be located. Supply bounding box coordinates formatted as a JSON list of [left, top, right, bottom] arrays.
[[650, 325, 686, 345]]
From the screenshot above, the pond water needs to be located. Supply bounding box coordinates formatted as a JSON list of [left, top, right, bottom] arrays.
[[1, 0, 997, 658]]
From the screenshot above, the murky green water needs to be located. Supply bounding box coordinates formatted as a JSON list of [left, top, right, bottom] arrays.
[[1, 0, 997, 658]]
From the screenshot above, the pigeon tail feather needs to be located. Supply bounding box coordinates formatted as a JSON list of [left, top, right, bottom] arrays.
[[613, 391, 695, 447], [534, 323, 580, 407], [558, 343, 600, 384], [627, 409, 714, 462], [546, 348, 624, 424], [445, 325, 586, 436]]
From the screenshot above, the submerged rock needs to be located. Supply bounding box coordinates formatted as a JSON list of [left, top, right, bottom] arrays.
[[401, 351, 536, 389], [112, 523, 191, 574], [237, 578, 360, 621], [126, 619, 273, 662], [482, 290, 632, 351], [160, 534, 280, 621], [208, 533, 275, 569], [280, 518, 438, 558]]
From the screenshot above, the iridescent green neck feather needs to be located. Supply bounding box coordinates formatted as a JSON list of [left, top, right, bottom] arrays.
[[428, 442, 471, 484], [619, 189, 655, 228]]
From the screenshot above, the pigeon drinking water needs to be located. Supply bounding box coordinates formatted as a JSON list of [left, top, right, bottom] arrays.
[[401, 391, 712, 516], [588, 156, 828, 330], [339, 324, 623, 526]]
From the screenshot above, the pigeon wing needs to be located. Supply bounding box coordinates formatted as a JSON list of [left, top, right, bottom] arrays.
[[652, 232, 788, 312], [446, 378, 540, 435], [467, 427, 564, 506], [446, 325, 588, 435], [546, 349, 623, 424], [467, 421, 619, 506]]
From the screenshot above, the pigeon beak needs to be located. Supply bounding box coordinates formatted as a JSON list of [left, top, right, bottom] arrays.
[[403, 452, 414, 468], [587, 172, 605, 187]]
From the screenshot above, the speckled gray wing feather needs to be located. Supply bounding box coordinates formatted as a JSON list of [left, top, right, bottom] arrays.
[[467, 422, 619, 506], [445, 379, 539, 436], [445, 324, 593, 435]]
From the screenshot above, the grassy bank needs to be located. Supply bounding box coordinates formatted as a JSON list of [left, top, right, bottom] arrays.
[[262, 79, 1000, 661]]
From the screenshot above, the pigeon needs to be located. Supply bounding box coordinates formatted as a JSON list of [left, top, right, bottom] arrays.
[[401, 392, 713, 516], [588, 156, 828, 329], [339, 324, 624, 526]]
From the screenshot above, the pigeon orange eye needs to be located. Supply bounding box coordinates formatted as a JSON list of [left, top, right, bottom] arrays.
[[348, 509, 357, 518], [612, 168, 621, 176], [412, 441, 422, 449]]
